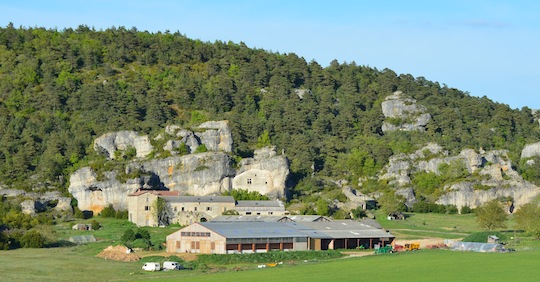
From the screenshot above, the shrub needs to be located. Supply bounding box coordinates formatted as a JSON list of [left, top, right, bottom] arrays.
[[195, 144, 208, 153], [100, 204, 116, 218], [20, 230, 45, 248], [115, 210, 128, 219], [446, 205, 459, 214], [461, 206, 474, 214], [91, 220, 101, 230]]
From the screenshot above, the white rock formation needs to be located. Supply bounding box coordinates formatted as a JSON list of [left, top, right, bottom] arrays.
[[381, 91, 432, 132], [94, 131, 153, 159], [233, 147, 289, 198], [521, 142, 540, 159]]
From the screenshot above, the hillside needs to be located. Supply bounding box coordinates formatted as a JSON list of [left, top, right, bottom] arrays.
[[1, 25, 540, 210]]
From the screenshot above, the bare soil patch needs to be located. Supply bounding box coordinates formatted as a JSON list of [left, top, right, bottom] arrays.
[[96, 245, 141, 262]]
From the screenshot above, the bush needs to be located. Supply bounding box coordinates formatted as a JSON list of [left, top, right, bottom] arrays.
[[197, 250, 343, 265], [100, 204, 116, 218], [115, 210, 128, 219], [460, 206, 474, 214], [194, 144, 208, 153], [20, 230, 45, 248], [446, 205, 459, 214], [91, 220, 101, 230]]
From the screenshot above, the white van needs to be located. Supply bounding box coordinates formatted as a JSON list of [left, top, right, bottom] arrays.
[[142, 262, 160, 271], [163, 261, 181, 270]]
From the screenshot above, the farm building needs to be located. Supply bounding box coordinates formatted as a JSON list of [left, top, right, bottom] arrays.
[[166, 220, 395, 254], [166, 221, 308, 254], [235, 200, 289, 216], [128, 190, 236, 226], [287, 220, 394, 250]]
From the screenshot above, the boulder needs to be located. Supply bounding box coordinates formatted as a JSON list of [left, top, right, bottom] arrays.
[[94, 131, 153, 160], [196, 120, 233, 152], [233, 147, 289, 198], [381, 91, 432, 133], [521, 142, 540, 159]]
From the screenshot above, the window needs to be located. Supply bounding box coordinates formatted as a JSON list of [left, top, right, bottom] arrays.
[[146, 197, 149, 203], [268, 212, 273, 215], [181, 207, 185, 211], [206, 206, 211, 211], [246, 212, 252, 215], [174, 207, 177, 212], [194, 207, 198, 211], [247, 178, 252, 184], [144, 206, 150, 211]]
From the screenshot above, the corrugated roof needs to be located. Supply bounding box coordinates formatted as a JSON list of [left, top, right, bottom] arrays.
[[211, 215, 290, 222], [235, 200, 284, 208], [287, 215, 331, 222], [294, 221, 395, 239], [165, 196, 235, 203], [199, 222, 306, 238]]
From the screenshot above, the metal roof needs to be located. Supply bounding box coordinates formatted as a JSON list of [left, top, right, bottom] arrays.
[[192, 220, 394, 240], [211, 215, 291, 222], [164, 196, 235, 203], [235, 200, 284, 208], [199, 222, 306, 238], [293, 221, 395, 239]]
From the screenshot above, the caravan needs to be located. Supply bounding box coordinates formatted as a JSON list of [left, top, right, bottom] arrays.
[[163, 261, 181, 270], [142, 262, 160, 271]]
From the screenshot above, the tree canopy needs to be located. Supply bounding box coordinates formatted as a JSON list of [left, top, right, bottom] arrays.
[[0, 25, 539, 197]]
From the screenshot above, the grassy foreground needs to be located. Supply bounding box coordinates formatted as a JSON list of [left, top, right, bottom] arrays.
[[161, 248, 540, 282]]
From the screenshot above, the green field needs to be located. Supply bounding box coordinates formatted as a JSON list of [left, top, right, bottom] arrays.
[[1, 213, 536, 281], [2, 246, 540, 281]]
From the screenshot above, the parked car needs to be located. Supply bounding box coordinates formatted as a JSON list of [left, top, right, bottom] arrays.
[[142, 262, 160, 271]]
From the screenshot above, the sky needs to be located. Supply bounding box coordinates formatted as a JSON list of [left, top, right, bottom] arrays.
[[1, 0, 539, 109]]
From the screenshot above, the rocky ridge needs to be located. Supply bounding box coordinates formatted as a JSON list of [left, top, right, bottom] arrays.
[[378, 142, 540, 210], [68, 121, 289, 213], [381, 91, 431, 133]]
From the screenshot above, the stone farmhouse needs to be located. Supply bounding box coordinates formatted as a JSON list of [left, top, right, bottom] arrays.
[[128, 190, 287, 226], [166, 220, 395, 254]]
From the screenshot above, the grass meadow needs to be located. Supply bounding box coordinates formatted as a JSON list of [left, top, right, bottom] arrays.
[[1, 213, 537, 281]]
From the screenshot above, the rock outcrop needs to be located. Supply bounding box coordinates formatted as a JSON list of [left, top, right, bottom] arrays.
[[381, 91, 431, 133], [521, 142, 540, 159], [0, 188, 72, 215], [196, 120, 233, 152], [68, 167, 140, 213], [379, 143, 540, 210], [232, 147, 289, 198], [94, 131, 153, 160], [69, 122, 289, 212], [69, 152, 235, 213]]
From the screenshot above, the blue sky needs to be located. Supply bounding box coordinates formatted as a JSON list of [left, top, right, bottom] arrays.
[[1, 0, 539, 109]]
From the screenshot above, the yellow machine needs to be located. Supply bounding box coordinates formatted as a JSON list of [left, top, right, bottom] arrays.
[[404, 243, 420, 251]]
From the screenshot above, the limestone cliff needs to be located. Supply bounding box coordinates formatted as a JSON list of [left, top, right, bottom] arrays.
[[68, 122, 288, 212], [381, 91, 431, 133], [378, 143, 540, 210], [232, 147, 289, 198]]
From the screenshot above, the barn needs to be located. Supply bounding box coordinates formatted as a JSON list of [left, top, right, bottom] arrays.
[[166, 221, 308, 254], [166, 220, 394, 254]]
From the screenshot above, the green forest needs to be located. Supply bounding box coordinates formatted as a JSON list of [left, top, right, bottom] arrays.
[[1, 24, 540, 198]]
